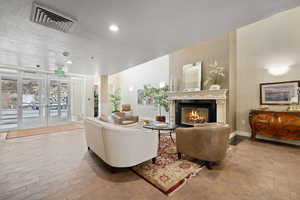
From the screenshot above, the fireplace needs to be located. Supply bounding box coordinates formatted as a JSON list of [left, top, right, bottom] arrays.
[[175, 100, 217, 127]]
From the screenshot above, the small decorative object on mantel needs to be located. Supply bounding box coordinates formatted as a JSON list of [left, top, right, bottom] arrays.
[[204, 61, 225, 90], [182, 62, 202, 91], [260, 81, 300, 105]]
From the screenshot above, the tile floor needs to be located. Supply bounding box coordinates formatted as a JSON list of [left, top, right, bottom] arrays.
[[0, 129, 299, 200]]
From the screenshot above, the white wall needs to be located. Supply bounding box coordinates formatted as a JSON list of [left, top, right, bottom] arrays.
[[109, 55, 169, 120], [236, 7, 300, 145]]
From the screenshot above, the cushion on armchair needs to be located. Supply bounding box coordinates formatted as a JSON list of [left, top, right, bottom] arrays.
[[111, 112, 139, 125]]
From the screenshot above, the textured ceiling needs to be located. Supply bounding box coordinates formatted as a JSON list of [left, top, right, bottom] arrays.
[[0, 0, 300, 75]]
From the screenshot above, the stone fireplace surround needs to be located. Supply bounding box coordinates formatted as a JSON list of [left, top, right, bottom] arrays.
[[168, 89, 228, 125]]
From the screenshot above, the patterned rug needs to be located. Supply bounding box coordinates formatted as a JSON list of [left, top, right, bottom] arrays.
[[132, 136, 204, 195]]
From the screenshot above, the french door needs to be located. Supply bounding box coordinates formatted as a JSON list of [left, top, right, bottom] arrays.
[[47, 78, 71, 126], [0, 75, 18, 130], [0, 70, 71, 131], [19, 75, 47, 129]]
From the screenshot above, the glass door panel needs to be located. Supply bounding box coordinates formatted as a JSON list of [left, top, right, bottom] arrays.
[[48, 80, 60, 123], [60, 81, 71, 121], [20, 78, 46, 129], [0, 76, 18, 131], [0, 68, 73, 131], [48, 79, 71, 126]]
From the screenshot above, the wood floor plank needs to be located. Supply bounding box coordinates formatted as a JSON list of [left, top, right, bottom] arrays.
[[0, 129, 299, 200]]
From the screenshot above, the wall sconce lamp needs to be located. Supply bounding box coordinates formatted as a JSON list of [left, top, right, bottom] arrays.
[[266, 65, 290, 76]]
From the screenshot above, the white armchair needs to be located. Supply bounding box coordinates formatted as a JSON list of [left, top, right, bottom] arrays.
[[84, 118, 158, 168]]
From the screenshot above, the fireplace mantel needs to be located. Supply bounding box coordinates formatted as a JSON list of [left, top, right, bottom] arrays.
[[168, 89, 228, 125], [168, 89, 228, 101]]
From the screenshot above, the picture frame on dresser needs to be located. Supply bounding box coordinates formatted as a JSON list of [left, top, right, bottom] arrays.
[[260, 81, 300, 105]]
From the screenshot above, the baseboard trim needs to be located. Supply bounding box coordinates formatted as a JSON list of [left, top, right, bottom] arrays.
[[232, 130, 300, 146]]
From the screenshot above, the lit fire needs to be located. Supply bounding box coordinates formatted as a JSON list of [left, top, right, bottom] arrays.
[[188, 110, 206, 123]]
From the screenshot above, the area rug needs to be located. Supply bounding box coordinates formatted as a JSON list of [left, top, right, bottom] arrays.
[[6, 123, 83, 139], [132, 136, 204, 196]]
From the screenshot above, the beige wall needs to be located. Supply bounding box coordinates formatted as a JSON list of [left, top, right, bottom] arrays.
[[108, 56, 169, 119], [169, 33, 237, 130], [237, 7, 300, 132], [169, 34, 230, 91]]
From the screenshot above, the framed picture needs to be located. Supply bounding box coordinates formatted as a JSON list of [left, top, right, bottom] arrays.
[[260, 81, 300, 105], [182, 62, 202, 91]]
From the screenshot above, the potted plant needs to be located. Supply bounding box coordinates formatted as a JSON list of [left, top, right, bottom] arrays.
[[110, 88, 121, 113], [140, 84, 169, 122], [204, 61, 225, 90]]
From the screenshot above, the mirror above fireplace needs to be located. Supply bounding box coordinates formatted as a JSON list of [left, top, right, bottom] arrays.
[[182, 62, 202, 91]]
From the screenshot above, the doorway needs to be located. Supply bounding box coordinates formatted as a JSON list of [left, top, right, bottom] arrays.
[[0, 69, 72, 131]]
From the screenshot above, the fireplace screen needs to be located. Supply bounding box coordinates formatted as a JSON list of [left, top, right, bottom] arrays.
[[181, 107, 209, 125]]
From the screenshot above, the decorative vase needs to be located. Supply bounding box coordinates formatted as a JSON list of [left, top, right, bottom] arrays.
[[156, 116, 166, 122], [209, 84, 221, 90]]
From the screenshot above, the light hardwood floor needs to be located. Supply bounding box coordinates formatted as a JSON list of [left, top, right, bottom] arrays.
[[0, 129, 299, 200]]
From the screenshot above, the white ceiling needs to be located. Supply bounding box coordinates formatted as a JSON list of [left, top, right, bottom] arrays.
[[0, 0, 299, 75]]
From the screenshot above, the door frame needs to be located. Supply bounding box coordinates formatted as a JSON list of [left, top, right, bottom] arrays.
[[0, 68, 72, 131], [19, 71, 47, 129], [47, 75, 72, 126]]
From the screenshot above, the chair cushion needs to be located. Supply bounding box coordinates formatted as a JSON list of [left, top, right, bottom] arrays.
[[99, 114, 113, 123], [122, 104, 131, 112]]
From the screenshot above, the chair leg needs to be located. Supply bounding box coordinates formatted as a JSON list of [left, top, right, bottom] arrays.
[[152, 158, 156, 164], [177, 152, 182, 159], [205, 161, 213, 170]]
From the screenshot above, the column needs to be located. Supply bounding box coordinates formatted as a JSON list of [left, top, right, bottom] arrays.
[[100, 75, 110, 116], [169, 100, 176, 125], [216, 99, 227, 124]]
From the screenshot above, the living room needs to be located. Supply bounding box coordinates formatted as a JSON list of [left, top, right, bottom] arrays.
[[0, 1, 300, 200]]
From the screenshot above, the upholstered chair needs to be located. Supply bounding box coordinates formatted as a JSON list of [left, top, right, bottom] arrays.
[[176, 124, 231, 169], [120, 104, 133, 115], [121, 104, 132, 112], [111, 112, 139, 125]]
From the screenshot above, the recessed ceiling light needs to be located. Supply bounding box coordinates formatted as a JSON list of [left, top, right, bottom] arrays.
[[66, 60, 72, 64], [109, 24, 119, 32]]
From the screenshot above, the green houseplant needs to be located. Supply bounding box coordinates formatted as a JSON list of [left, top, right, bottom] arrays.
[[139, 84, 169, 122], [110, 88, 121, 113]]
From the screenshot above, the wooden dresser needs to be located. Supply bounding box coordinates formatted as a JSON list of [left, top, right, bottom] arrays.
[[249, 110, 300, 141]]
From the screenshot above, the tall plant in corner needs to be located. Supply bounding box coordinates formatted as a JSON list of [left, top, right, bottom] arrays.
[[140, 84, 169, 122], [110, 88, 121, 113]]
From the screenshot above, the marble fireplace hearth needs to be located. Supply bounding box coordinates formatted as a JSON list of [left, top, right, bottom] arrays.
[[168, 89, 228, 126]]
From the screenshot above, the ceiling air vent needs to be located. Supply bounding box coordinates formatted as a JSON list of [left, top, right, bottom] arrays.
[[31, 2, 77, 33]]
